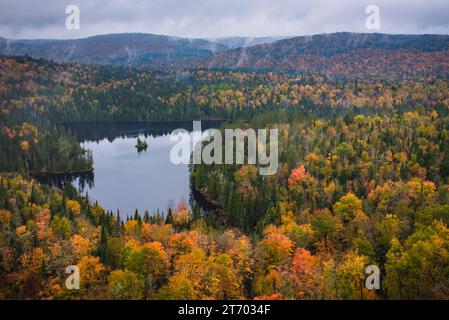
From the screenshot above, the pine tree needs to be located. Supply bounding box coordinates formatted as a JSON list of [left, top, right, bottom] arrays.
[[165, 207, 173, 224], [143, 210, 150, 223], [97, 224, 108, 263]]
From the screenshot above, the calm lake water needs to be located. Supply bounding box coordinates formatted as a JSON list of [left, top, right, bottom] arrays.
[[60, 121, 223, 217]]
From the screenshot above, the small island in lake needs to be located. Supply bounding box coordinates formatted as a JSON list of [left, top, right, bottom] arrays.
[[135, 137, 148, 152]]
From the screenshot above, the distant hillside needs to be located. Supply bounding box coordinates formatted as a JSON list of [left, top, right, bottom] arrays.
[[2, 32, 449, 78], [188, 32, 449, 78], [0, 33, 227, 66]]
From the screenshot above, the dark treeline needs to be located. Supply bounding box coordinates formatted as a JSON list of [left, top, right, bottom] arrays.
[[63, 120, 224, 143]]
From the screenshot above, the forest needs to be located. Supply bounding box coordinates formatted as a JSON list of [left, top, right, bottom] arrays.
[[1, 52, 449, 299]]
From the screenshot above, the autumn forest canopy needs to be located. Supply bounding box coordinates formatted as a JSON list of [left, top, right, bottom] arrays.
[[1, 32, 449, 300]]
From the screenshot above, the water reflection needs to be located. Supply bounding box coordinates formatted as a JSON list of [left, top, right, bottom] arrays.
[[36, 121, 223, 218], [32, 170, 94, 190], [64, 121, 223, 143]]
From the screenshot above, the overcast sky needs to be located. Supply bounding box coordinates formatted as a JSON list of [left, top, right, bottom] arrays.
[[1, 0, 448, 39]]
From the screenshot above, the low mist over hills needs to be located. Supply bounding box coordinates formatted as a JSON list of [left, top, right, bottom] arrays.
[[203, 36, 291, 49], [1, 32, 448, 77], [0, 33, 284, 67], [189, 32, 449, 77], [0, 33, 228, 66]]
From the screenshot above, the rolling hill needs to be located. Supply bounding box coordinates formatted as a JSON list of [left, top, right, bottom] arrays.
[[187, 32, 449, 77], [1, 32, 449, 77], [0, 33, 228, 66]]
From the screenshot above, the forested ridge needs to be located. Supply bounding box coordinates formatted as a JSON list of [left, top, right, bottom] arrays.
[[1, 43, 449, 299], [0, 33, 227, 66], [3, 33, 449, 78], [185, 33, 449, 78]]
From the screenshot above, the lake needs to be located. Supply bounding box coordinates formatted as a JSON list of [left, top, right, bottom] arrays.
[[54, 121, 223, 217]]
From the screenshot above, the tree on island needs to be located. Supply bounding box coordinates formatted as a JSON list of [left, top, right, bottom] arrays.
[[135, 138, 148, 152]]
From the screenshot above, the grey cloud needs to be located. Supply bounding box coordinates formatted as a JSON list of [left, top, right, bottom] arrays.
[[0, 0, 448, 39]]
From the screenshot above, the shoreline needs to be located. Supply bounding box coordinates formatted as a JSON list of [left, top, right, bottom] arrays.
[[30, 168, 94, 177], [62, 118, 229, 125]]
